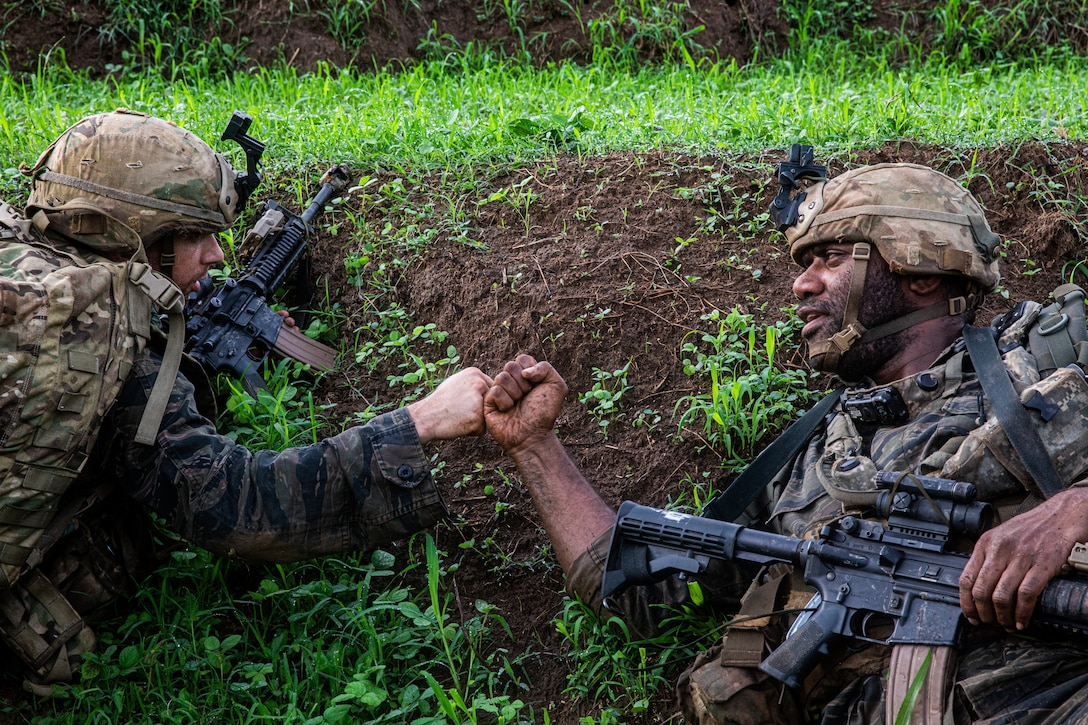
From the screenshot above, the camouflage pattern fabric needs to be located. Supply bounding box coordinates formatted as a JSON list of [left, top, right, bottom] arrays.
[[786, 163, 1000, 294], [2, 321, 447, 691], [566, 322, 1088, 723], [0, 158, 445, 685], [0, 492, 158, 694], [0, 209, 148, 588], [87, 345, 448, 562], [0, 200, 166, 692], [24, 109, 240, 241]]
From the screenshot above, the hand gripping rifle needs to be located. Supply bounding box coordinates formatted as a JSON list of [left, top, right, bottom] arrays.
[[602, 472, 1088, 690], [185, 129, 348, 394]]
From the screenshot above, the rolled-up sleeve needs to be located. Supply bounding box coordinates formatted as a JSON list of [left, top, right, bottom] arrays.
[[92, 351, 448, 562]]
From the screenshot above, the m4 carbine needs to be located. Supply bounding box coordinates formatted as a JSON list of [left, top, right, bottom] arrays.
[[602, 472, 1088, 690], [185, 163, 349, 394]]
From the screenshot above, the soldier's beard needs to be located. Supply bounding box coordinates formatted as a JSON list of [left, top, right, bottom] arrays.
[[807, 261, 921, 382]]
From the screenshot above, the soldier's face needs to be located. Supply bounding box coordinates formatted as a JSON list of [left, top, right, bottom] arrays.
[[793, 243, 920, 380], [170, 232, 225, 293], [793, 242, 853, 349]]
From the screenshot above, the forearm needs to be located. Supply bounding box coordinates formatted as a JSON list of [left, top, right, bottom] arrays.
[[99, 352, 447, 561], [508, 432, 615, 572], [177, 409, 445, 561]]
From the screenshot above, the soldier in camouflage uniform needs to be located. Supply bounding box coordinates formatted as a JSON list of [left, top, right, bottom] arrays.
[[0, 110, 493, 692], [484, 162, 1088, 723]]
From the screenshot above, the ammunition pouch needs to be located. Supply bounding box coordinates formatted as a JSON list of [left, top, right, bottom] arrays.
[[0, 493, 159, 693], [0, 568, 95, 694], [1026, 283, 1088, 377]]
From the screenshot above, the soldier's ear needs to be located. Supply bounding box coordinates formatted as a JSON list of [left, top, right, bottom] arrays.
[[906, 274, 943, 298]]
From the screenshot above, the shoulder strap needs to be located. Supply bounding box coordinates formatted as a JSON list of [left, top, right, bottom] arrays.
[[702, 388, 843, 522], [28, 208, 187, 447], [963, 324, 1065, 498], [127, 263, 186, 445]]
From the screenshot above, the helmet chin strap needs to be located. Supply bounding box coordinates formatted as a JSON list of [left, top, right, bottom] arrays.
[[158, 238, 175, 281], [806, 242, 973, 374], [807, 242, 871, 373]]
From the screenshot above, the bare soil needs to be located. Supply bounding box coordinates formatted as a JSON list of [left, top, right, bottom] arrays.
[[2, 0, 783, 75], [3, 2, 1088, 722], [307, 142, 1086, 722]]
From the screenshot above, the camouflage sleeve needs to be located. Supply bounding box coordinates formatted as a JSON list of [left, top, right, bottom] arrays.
[[566, 527, 754, 639], [91, 350, 448, 563]]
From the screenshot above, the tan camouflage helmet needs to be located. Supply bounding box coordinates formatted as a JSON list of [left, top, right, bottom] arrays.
[[22, 109, 243, 245], [787, 162, 1001, 292], [782, 162, 1001, 373]]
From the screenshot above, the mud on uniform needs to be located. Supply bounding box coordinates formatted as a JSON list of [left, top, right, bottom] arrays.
[[567, 318, 1088, 724]]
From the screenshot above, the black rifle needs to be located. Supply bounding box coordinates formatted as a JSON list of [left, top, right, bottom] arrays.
[[602, 472, 1088, 689], [185, 162, 349, 395]]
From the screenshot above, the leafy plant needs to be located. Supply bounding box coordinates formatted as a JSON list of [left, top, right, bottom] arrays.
[[1064, 259, 1088, 286], [508, 106, 593, 150], [579, 360, 634, 438], [34, 537, 531, 725], [317, 0, 386, 49], [353, 312, 460, 402], [576, 0, 708, 67], [7, 12, 1088, 724], [779, 0, 875, 52], [555, 592, 719, 721], [674, 308, 818, 469], [483, 176, 541, 235], [97, 0, 247, 78], [217, 357, 333, 450]]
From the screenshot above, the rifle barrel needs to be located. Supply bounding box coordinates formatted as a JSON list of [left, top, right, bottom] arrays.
[[300, 164, 352, 224]]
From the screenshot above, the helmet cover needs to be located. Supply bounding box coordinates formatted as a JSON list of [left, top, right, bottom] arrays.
[[23, 109, 242, 244], [787, 163, 1000, 293]]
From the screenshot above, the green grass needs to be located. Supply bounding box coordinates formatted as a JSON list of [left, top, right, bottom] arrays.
[[3, 54, 1088, 201], [674, 308, 819, 469], [2, 11, 1088, 723], [30, 539, 531, 724]]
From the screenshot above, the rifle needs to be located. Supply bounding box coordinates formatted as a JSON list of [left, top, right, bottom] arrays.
[[185, 145, 348, 395], [602, 472, 1088, 690]]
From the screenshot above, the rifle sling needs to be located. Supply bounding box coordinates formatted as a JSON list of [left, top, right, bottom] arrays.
[[701, 388, 843, 522], [963, 324, 1064, 498]]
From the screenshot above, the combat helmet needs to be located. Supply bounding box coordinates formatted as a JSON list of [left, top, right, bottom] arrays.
[[769, 146, 1001, 372], [21, 109, 248, 267]]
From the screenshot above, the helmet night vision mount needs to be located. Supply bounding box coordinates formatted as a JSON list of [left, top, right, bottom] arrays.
[[769, 143, 827, 231]]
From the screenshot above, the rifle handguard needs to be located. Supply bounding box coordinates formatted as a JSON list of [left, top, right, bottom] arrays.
[[604, 488, 1088, 692], [184, 164, 351, 385]]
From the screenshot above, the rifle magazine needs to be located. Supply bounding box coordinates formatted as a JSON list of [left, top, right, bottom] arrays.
[[887, 644, 954, 725], [272, 325, 338, 372]]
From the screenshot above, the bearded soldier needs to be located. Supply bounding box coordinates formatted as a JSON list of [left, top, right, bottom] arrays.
[[484, 157, 1088, 723]]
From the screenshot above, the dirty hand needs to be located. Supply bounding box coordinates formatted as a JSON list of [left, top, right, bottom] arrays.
[[275, 308, 298, 330], [407, 367, 493, 443], [485, 354, 568, 456], [959, 486, 1088, 631]]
